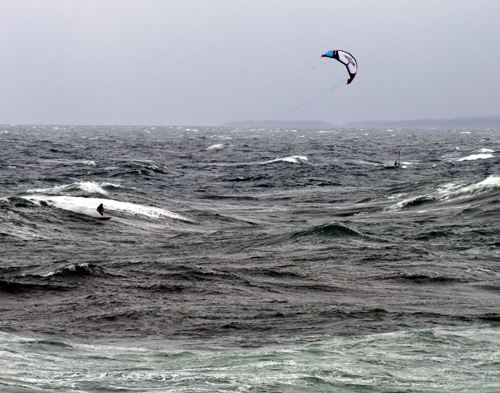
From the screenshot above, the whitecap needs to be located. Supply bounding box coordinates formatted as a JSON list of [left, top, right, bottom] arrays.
[[387, 176, 500, 212], [440, 177, 500, 198], [26, 182, 109, 195], [458, 153, 494, 161], [78, 182, 109, 194], [24, 195, 191, 222], [265, 155, 308, 164], [454, 175, 500, 195], [207, 144, 224, 150], [436, 178, 500, 200]]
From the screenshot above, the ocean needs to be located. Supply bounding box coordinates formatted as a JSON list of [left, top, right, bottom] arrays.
[[1, 124, 500, 392]]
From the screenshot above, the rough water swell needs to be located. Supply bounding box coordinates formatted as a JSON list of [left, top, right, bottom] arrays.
[[1, 125, 500, 392]]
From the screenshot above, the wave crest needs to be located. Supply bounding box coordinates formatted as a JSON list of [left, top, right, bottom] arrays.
[[292, 222, 363, 238]]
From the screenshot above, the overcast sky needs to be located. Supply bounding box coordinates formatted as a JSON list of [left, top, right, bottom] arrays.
[[0, 0, 499, 126]]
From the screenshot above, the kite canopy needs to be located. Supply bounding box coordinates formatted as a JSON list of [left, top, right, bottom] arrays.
[[321, 50, 358, 85]]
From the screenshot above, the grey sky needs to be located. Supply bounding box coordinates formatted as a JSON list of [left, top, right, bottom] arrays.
[[0, 0, 498, 126]]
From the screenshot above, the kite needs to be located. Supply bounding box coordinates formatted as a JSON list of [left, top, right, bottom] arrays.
[[321, 50, 358, 85]]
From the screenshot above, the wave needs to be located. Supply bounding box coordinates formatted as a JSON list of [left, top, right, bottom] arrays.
[[0, 264, 109, 294], [1, 196, 38, 208], [45, 263, 109, 278], [445, 175, 500, 197], [207, 143, 224, 150], [0, 279, 70, 294], [0, 202, 45, 239], [414, 230, 449, 241], [200, 156, 309, 168], [108, 161, 168, 176], [383, 273, 467, 285], [22, 195, 192, 221], [224, 174, 270, 182], [2, 325, 500, 392], [234, 222, 372, 251], [292, 222, 364, 239], [264, 155, 309, 164], [390, 195, 436, 210], [26, 181, 118, 196], [35, 158, 97, 168], [388, 175, 500, 211], [458, 153, 495, 161]]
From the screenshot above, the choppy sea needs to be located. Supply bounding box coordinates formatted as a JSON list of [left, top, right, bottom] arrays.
[[1, 125, 500, 392]]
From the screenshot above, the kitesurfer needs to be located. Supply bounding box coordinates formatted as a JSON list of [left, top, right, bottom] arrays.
[[97, 203, 104, 216]]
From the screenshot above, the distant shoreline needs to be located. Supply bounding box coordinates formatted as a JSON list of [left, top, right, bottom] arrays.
[[345, 116, 500, 129], [222, 116, 500, 129], [222, 120, 333, 128]]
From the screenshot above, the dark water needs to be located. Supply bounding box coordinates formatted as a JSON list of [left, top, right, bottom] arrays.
[[1, 125, 500, 392]]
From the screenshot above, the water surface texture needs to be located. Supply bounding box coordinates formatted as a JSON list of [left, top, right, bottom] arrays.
[[1, 125, 500, 392]]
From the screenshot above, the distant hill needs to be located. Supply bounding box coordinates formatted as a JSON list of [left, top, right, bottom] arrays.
[[345, 116, 500, 129], [222, 120, 333, 128], [222, 117, 500, 129]]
